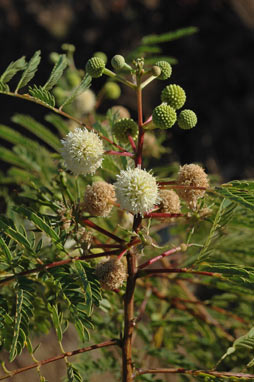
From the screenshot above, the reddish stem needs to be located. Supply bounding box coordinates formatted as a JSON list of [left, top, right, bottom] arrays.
[[137, 268, 223, 279], [135, 85, 144, 167], [80, 218, 125, 244], [135, 368, 254, 379], [104, 150, 134, 158], [128, 135, 137, 152], [144, 212, 185, 219]]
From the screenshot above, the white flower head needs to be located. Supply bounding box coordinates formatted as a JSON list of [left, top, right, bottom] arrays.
[[114, 167, 159, 215], [61, 128, 104, 176]]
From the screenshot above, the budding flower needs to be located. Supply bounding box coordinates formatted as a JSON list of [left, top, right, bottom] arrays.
[[176, 164, 209, 208], [114, 168, 159, 215], [161, 84, 186, 110], [154, 61, 172, 80], [177, 109, 197, 130], [96, 258, 127, 290], [159, 189, 181, 214], [111, 54, 126, 70], [85, 57, 105, 78], [103, 81, 121, 100], [83, 181, 116, 217], [61, 128, 104, 176], [112, 118, 138, 143], [152, 104, 177, 129]]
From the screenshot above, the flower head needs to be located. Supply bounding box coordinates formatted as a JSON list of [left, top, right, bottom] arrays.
[[161, 84, 186, 110], [154, 61, 172, 80], [112, 118, 138, 143], [152, 104, 177, 129], [159, 189, 181, 214], [84, 181, 115, 217], [61, 128, 104, 176], [114, 167, 159, 215], [177, 109, 197, 130], [96, 258, 126, 290], [85, 57, 105, 78]]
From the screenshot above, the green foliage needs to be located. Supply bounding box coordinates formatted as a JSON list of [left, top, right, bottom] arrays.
[[29, 85, 56, 107], [43, 54, 68, 91], [15, 50, 41, 92], [60, 73, 92, 109]]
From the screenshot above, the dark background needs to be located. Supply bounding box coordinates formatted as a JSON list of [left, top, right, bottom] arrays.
[[0, 0, 253, 181]]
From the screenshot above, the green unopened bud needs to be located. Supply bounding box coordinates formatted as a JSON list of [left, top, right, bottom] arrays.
[[152, 104, 177, 129], [113, 118, 138, 143], [111, 55, 126, 70], [61, 43, 75, 53], [86, 57, 105, 78], [49, 52, 60, 64], [178, 109, 197, 130], [94, 51, 108, 64], [103, 81, 121, 100], [151, 65, 161, 77], [161, 84, 186, 110], [154, 61, 172, 80]]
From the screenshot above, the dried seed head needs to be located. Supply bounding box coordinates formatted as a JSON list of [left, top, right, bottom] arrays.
[[159, 189, 181, 214], [84, 181, 116, 217], [154, 61, 172, 80], [152, 104, 177, 129], [177, 109, 197, 130], [176, 164, 209, 209], [85, 57, 105, 78], [112, 118, 138, 143], [161, 84, 186, 110], [96, 258, 127, 290]]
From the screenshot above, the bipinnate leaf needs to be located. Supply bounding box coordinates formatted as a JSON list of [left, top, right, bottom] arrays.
[[60, 73, 92, 109], [0, 236, 12, 264], [12, 114, 60, 151], [0, 56, 26, 84], [45, 113, 69, 136], [29, 85, 55, 107], [0, 215, 33, 253], [15, 50, 41, 92], [67, 364, 83, 382], [49, 304, 63, 342], [141, 27, 198, 45], [215, 180, 254, 211], [43, 54, 68, 91]]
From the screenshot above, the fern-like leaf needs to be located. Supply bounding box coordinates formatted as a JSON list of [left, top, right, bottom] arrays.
[[43, 54, 68, 91], [215, 180, 254, 211], [0, 56, 26, 84], [67, 364, 83, 382], [0, 81, 9, 92], [15, 50, 41, 92], [60, 74, 92, 109], [29, 85, 55, 107], [141, 27, 198, 45]]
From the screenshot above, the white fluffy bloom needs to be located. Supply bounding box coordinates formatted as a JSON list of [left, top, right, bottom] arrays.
[[114, 167, 159, 215], [61, 128, 104, 175]]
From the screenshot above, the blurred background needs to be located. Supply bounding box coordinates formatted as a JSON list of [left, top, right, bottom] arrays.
[[0, 0, 253, 181]]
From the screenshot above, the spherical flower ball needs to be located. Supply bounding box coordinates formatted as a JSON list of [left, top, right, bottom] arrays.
[[111, 55, 126, 70], [85, 57, 105, 78], [61, 128, 104, 176], [75, 89, 96, 114], [114, 167, 159, 215], [178, 109, 197, 130], [176, 164, 209, 208], [159, 189, 181, 214], [96, 258, 126, 290], [103, 81, 121, 100], [112, 118, 138, 143], [84, 181, 116, 217], [152, 104, 177, 129], [154, 61, 172, 80], [161, 84, 186, 110]]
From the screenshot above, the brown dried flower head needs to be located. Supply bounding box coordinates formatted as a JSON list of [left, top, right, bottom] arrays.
[[176, 164, 209, 209], [96, 258, 127, 290], [159, 189, 181, 214], [84, 181, 116, 217]]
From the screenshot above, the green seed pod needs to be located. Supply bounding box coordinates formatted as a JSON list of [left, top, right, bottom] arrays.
[[112, 118, 138, 143], [178, 109, 197, 130], [154, 61, 172, 80], [152, 104, 177, 129], [161, 84, 186, 110], [93, 51, 108, 64], [85, 57, 105, 78], [111, 55, 126, 70], [103, 81, 121, 100]]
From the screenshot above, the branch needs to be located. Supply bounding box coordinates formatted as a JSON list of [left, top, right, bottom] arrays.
[[143, 212, 185, 219], [104, 150, 134, 158], [135, 367, 254, 379], [80, 218, 125, 244], [136, 268, 224, 279], [0, 340, 119, 380]]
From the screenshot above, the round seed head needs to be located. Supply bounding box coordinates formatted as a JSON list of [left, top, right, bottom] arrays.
[[61, 128, 104, 176], [178, 109, 197, 130], [112, 118, 138, 143], [159, 189, 181, 214], [114, 167, 159, 216], [152, 104, 177, 129], [154, 61, 172, 80], [96, 259, 127, 290], [85, 57, 105, 78], [176, 164, 209, 208], [111, 55, 126, 70], [84, 181, 116, 217], [161, 84, 186, 110], [103, 81, 121, 100]]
